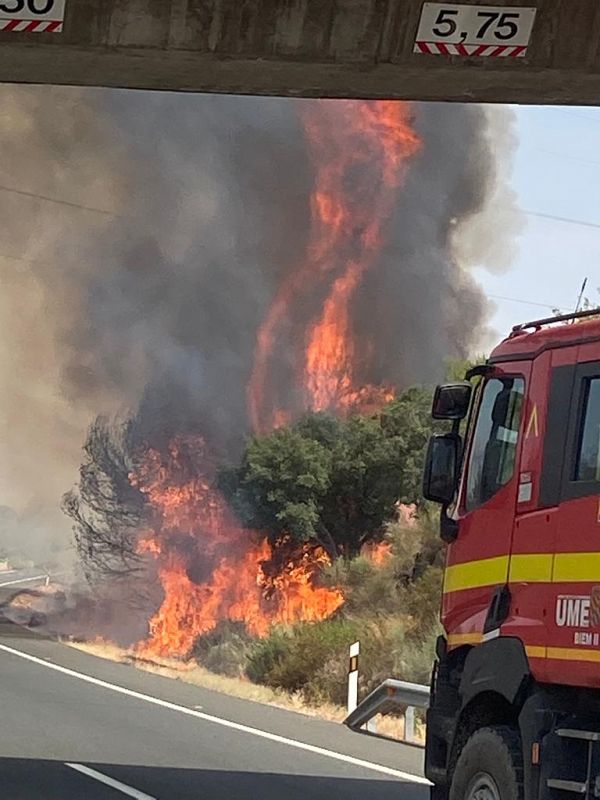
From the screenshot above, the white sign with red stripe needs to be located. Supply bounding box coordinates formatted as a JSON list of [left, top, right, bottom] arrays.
[[0, 0, 66, 33], [414, 3, 537, 57]]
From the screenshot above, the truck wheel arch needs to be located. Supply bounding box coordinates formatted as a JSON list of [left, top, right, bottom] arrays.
[[459, 637, 531, 709], [449, 639, 531, 779], [426, 638, 532, 791]]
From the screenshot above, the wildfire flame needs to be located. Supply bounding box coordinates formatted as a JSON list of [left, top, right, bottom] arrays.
[[132, 436, 343, 658], [133, 102, 420, 658], [362, 541, 393, 567], [248, 100, 421, 430]]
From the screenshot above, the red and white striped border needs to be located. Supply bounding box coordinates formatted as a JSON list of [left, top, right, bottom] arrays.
[[414, 41, 527, 57], [0, 19, 63, 33]]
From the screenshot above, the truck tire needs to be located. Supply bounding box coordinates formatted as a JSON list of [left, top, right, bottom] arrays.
[[431, 784, 449, 800], [449, 726, 523, 800]]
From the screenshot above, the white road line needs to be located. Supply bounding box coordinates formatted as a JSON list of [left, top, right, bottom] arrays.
[[0, 642, 430, 785], [0, 574, 47, 588], [66, 763, 156, 799]]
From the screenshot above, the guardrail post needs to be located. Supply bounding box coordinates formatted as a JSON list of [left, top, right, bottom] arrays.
[[366, 716, 377, 734], [405, 705, 415, 743], [347, 641, 360, 713]]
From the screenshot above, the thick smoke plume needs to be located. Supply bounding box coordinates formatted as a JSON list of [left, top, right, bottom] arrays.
[[0, 87, 520, 562]]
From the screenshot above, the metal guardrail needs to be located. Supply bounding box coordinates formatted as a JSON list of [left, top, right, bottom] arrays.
[[0, 573, 50, 589], [343, 678, 430, 744], [0, 571, 68, 590]]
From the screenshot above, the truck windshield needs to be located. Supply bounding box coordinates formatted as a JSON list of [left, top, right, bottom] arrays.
[[465, 376, 525, 510]]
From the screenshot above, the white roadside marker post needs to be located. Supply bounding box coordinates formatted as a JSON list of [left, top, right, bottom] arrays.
[[405, 705, 415, 743], [347, 641, 360, 714]]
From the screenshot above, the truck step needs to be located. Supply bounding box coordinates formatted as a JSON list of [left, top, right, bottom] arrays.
[[547, 779, 587, 794]]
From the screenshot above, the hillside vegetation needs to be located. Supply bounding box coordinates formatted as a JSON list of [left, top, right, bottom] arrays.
[[191, 508, 443, 704], [190, 365, 472, 706]]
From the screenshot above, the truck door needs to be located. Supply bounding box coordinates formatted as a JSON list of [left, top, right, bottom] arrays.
[[547, 355, 600, 685], [442, 364, 529, 647]]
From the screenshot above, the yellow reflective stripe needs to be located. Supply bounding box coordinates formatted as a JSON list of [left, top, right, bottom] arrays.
[[553, 553, 600, 582], [525, 645, 547, 659], [509, 553, 553, 583], [546, 647, 600, 663], [444, 556, 509, 593], [449, 641, 600, 664], [444, 552, 600, 594], [447, 632, 482, 647]]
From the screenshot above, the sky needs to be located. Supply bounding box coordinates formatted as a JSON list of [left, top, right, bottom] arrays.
[[475, 104, 600, 344]]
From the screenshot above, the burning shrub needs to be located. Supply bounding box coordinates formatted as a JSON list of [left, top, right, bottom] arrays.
[[192, 620, 256, 678], [298, 511, 442, 704], [62, 417, 147, 587]]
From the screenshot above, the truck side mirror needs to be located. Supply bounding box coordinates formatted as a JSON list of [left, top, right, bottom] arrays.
[[423, 434, 459, 506], [432, 382, 472, 420]]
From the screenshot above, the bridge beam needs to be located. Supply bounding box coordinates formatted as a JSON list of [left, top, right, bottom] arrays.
[[1, 1, 599, 104]]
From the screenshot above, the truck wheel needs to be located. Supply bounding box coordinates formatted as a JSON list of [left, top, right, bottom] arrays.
[[449, 726, 523, 800]]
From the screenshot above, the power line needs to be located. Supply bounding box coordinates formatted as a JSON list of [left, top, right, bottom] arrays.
[[3, 179, 600, 233], [487, 294, 565, 311], [532, 147, 600, 168], [0, 250, 572, 312], [522, 209, 600, 230], [0, 183, 117, 217]]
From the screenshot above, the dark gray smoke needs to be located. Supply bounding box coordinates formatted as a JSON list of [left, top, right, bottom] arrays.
[[356, 103, 521, 387], [0, 87, 520, 550]]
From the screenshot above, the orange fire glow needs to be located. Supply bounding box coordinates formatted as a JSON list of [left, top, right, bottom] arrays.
[[362, 540, 393, 567], [132, 436, 343, 658], [133, 103, 421, 658], [248, 100, 421, 430]]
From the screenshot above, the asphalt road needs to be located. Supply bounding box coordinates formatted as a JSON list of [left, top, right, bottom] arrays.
[[0, 618, 428, 799]]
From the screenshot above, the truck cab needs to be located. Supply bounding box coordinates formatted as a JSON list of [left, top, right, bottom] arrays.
[[423, 309, 600, 800]]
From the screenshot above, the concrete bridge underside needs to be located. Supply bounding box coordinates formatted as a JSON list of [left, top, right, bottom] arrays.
[[1, 1, 600, 104]]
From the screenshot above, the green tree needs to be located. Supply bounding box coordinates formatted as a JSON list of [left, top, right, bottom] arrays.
[[220, 426, 335, 557], [380, 386, 437, 504], [221, 383, 440, 559], [319, 414, 408, 556], [444, 356, 483, 382]]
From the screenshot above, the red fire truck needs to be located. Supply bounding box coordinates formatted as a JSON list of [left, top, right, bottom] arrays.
[[423, 309, 600, 800]]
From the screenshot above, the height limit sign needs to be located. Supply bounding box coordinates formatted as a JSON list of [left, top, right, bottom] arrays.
[[0, 0, 66, 33], [414, 3, 537, 57]]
